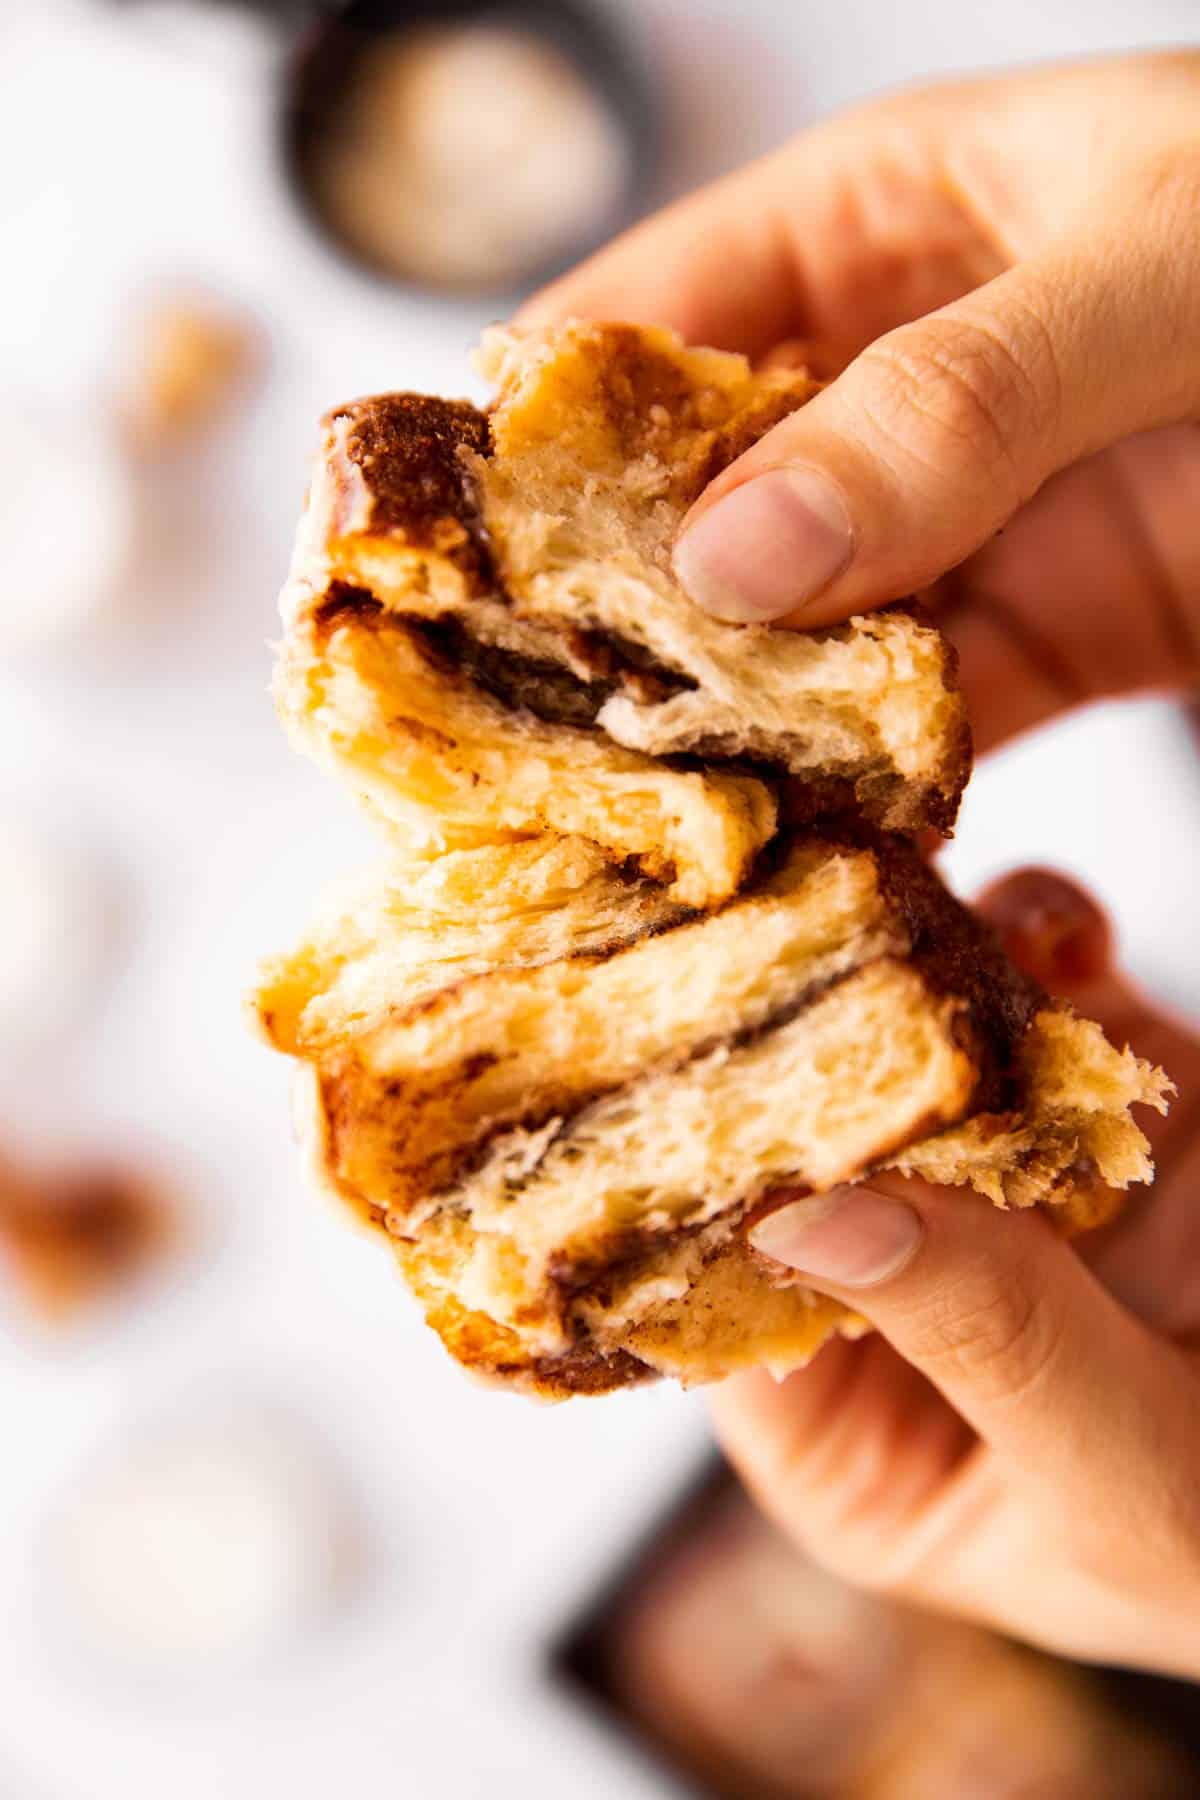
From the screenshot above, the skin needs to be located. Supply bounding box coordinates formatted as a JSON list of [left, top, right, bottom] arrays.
[[717, 876, 1200, 1681], [521, 53, 1200, 1674], [520, 51, 1200, 751]]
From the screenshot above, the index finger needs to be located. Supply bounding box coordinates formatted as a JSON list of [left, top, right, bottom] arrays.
[[517, 150, 809, 355], [517, 111, 1002, 356]]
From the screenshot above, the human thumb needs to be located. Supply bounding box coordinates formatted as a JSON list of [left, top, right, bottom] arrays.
[[672, 227, 1200, 625], [747, 1172, 1180, 1502]]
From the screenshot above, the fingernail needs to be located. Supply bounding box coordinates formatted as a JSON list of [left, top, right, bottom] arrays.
[[979, 869, 1112, 985], [749, 1186, 922, 1288], [672, 467, 853, 622]]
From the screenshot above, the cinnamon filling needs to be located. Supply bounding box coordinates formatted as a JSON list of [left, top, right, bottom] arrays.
[[403, 956, 939, 1216], [409, 614, 692, 728]]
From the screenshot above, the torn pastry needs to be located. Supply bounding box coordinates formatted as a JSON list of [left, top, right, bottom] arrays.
[[275, 322, 970, 906], [251, 831, 1168, 1398]]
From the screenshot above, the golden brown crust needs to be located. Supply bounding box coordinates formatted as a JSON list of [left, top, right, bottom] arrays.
[[278, 324, 972, 881], [538, 319, 818, 508], [395, 1245, 655, 1398], [860, 823, 1041, 1098], [324, 393, 494, 578]]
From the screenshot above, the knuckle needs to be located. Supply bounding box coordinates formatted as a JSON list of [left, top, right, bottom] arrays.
[[854, 314, 1059, 502], [907, 1264, 1064, 1406], [1130, 144, 1200, 231]]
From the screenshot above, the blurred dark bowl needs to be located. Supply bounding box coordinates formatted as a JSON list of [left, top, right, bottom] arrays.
[[279, 0, 658, 301]]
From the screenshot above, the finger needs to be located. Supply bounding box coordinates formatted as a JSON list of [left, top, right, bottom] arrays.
[[974, 866, 1200, 1335], [743, 1174, 1185, 1509], [936, 424, 1200, 754], [973, 866, 1177, 1162], [728, 1174, 1200, 1674], [976, 864, 1198, 1170], [711, 1334, 975, 1560], [516, 117, 1000, 355], [671, 205, 1200, 627], [974, 865, 1114, 991], [516, 153, 808, 357]]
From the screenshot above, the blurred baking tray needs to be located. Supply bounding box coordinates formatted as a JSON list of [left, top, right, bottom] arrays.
[[554, 1457, 1200, 1800]]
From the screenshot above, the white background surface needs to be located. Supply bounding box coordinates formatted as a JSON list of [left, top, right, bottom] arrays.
[[0, 1, 1197, 1795]]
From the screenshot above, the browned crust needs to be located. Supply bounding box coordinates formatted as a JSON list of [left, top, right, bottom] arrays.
[[324, 392, 495, 589], [580, 322, 821, 506], [306, 367, 970, 837], [688, 387, 823, 495], [322, 329, 817, 552], [401, 1275, 656, 1399], [863, 829, 1041, 1107], [588, 322, 709, 462]]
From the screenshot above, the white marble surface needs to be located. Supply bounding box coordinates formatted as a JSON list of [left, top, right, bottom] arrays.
[[0, 1, 1196, 1795]]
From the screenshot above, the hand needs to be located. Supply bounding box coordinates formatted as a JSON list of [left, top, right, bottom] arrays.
[[710, 868, 1200, 1679], [521, 52, 1200, 753]]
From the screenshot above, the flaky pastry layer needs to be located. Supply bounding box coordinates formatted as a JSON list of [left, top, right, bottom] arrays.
[[275, 322, 970, 905], [254, 834, 1168, 1395]]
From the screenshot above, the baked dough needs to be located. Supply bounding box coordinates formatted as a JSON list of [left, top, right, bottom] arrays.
[[255, 322, 1168, 1397], [253, 833, 1168, 1396], [275, 321, 970, 907]]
